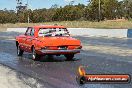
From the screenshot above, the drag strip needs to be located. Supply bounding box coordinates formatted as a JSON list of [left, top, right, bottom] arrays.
[[0, 31, 132, 88]]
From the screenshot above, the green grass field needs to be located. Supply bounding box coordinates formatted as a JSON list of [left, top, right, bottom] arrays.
[[0, 20, 132, 31]]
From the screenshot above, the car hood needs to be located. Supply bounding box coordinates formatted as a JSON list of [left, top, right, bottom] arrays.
[[38, 37, 81, 46]]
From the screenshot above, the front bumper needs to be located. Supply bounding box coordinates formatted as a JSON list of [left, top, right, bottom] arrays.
[[40, 49, 81, 54]]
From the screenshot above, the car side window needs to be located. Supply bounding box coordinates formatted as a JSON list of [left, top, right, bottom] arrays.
[[25, 27, 32, 36], [30, 28, 34, 36]]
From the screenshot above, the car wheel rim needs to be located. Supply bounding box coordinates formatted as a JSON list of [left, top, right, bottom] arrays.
[[32, 49, 36, 59]]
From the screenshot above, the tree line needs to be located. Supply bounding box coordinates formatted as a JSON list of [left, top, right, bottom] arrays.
[[0, 0, 131, 23]]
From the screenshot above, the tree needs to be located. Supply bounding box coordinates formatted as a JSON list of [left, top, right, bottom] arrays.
[[0, 1, 131, 23], [52, 4, 85, 21], [102, 0, 118, 20], [84, 0, 120, 21], [0, 10, 17, 23], [123, 0, 132, 19], [116, 1, 124, 19], [84, 0, 102, 21]]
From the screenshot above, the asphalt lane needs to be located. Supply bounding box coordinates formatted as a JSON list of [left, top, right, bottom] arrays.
[[0, 32, 132, 88]]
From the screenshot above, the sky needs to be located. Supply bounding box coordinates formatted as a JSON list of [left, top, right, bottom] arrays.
[[0, 0, 88, 10]]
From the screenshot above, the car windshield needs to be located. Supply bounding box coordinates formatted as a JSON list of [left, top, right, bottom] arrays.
[[38, 28, 70, 37]]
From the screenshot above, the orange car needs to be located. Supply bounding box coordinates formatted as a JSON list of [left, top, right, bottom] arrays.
[[16, 25, 82, 61]]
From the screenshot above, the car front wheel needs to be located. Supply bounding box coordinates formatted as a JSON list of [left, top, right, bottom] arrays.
[[17, 46, 24, 56], [32, 47, 40, 61], [64, 54, 74, 61]]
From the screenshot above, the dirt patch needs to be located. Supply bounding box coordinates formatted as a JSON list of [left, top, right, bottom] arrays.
[[0, 65, 43, 88]]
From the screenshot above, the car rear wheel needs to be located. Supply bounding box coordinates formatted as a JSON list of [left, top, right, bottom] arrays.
[[32, 47, 40, 61], [64, 54, 74, 61], [17, 45, 24, 56]]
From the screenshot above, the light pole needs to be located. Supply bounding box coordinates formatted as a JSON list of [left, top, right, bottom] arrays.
[[27, 0, 30, 24], [98, 0, 101, 22]]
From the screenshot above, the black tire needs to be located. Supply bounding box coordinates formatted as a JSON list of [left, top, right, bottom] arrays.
[[17, 45, 24, 56], [32, 47, 40, 61], [64, 54, 74, 61], [79, 76, 87, 85]]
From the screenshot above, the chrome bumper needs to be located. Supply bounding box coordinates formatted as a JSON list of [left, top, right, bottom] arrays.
[[40, 49, 81, 53]]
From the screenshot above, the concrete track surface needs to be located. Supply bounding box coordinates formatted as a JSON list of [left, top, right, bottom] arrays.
[[0, 31, 132, 88]]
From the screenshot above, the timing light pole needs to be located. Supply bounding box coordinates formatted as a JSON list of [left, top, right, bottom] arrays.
[[27, 0, 30, 24], [98, 0, 101, 22]]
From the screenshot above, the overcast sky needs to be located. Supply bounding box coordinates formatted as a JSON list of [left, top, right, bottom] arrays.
[[0, 0, 123, 10]]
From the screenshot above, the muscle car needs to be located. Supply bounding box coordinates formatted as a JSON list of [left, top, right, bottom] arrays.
[[16, 25, 82, 61]]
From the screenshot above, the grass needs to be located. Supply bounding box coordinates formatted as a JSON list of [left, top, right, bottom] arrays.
[[0, 20, 132, 31]]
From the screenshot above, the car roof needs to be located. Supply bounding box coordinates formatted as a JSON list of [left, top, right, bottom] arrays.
[[33, 25, 66, 29]]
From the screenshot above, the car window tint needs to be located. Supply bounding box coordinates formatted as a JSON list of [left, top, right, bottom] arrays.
[[39, 28, 52, 36], [38, 28, 69, 37]]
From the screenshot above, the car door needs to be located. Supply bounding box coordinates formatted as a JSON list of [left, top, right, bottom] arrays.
[[25, 27, 35, 53], [19, 28, 30, 51], [23, 27, 32, 52], [18, 35, 26, 51]]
